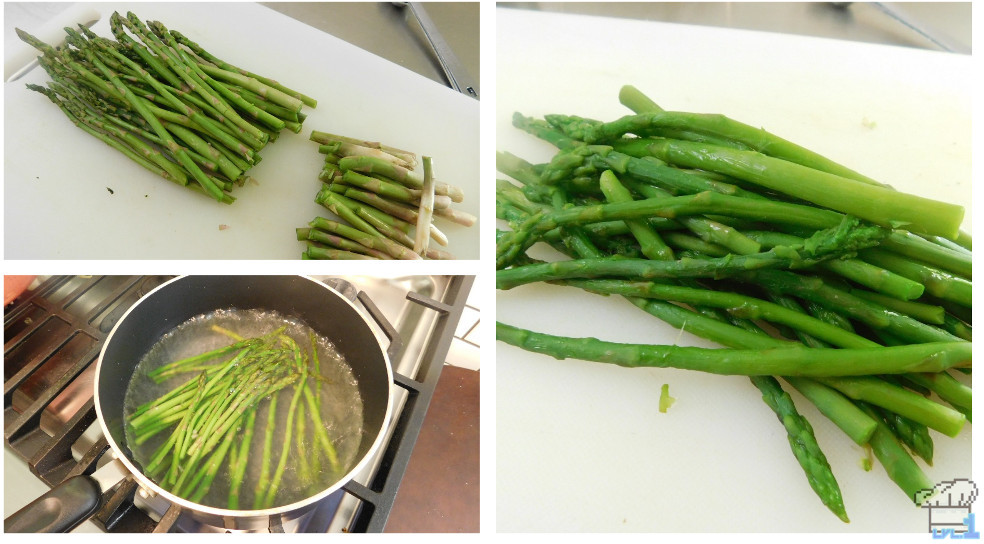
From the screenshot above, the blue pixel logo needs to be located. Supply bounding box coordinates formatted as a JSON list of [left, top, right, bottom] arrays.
[[918, 479, 979, 539]]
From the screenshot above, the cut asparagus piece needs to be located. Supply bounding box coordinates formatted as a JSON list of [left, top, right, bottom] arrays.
[[414, 157, 436, 255]]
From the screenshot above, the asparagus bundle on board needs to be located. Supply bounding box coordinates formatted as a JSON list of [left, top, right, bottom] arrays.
[[17, 12, 316, 203], [297, 130, 477, 260], [496, 85, 971, 523]]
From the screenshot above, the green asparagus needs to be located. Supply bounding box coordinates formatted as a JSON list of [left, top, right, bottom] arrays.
[[128, 324, 343, 510], [18, 11, 314, 203], [496, 84, 971, 523]]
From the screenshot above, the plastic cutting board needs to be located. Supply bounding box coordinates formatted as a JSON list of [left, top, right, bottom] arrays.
[[4, 2, 479, 260], [495, 8, 972, 533]]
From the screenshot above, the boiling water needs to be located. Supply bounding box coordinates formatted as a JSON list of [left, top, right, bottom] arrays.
[[123, 308, 365, 510]]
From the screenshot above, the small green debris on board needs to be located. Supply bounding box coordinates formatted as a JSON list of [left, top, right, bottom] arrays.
[[861, 116, 877, 129], [860, 443, 874, 471], [659, 383, 676, 413]]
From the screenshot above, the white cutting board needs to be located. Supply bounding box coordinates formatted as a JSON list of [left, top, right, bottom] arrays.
[[4, 2, 479, 260], [496, 8, 972, 533]]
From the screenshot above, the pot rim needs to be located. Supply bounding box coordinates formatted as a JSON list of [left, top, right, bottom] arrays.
[[93, 275, 395, 520]]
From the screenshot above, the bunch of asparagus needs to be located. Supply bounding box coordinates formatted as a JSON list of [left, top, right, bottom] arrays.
[[18, 12, 316, 203], [496, 85, 972, 522], [297, 131, 477, 259], [127, 325, 340, 510]]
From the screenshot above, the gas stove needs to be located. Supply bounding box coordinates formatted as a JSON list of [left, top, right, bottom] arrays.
[[4, 275, 473, 532]]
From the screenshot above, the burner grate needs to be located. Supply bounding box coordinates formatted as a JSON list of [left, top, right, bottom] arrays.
[[4, 276, 164, 531]]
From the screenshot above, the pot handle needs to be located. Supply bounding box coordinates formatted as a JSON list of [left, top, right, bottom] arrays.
[[357, 291, 404, 361], [321, 277, 359, 302], [322, 278, 404, 361], [4, 474, 102, 533]]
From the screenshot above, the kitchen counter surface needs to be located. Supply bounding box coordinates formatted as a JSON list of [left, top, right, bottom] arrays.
[[5, 2, 480, 96], [499, 2, 970, 53]]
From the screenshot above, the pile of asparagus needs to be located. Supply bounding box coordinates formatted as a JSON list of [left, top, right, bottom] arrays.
[[297, 131, 476, 259], [127, 325, 340, 510], [496, 85, 972, 522], [18, 12, 316, 203]]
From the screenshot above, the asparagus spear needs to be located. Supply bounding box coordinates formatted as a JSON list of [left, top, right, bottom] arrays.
[[296, 227, 393, 260], [847, 290, 945, 325], [331, 191, 416, 234], [300, 386, 341, 475], [615, 85, 973, 248], [856, 403, 935, 504], [538, 142, 768, 201], [414, 157, 436, 255], [316, 140, 412, 168], [195, 62, 304, 114], [227, 407, 257, 509], [185, 416, 242, 502], [618, 84, 663, 114], [337, 155, 464, 201], [304, 245, 378, 260], [495, 183, 865, 267], [753, 375, 849, 522], [559, 279, 878, 349], [496, 322, 970, 377], [904, 372, 972, 415], [253, 391, 279, 509], [29, 83, 191, 187], [498, 217, 886, 287], [343, 187, 419, 223], [739, 270, 962, 344], [621, 177, 761, 256], [356, 208, 417, 249], [639, 139, 963, 239], [875, 407, 934, 465], [858, 248, 971, 307], [784, 378, 878, 446], [816, 376, 966, 437], [309, 215, 419, 261], [433, 205, 478, 227], [170, 29, 318, 108], [260, 371, 307, 509], [882, 230, 972, 279], [549, 107, 883, 186], [599, 170, 674, 260], [339, 170, 425, 205]]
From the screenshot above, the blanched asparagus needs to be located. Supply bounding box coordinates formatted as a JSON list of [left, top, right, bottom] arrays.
[[128, 325, 343, 510], [495, 83, 971, 523]]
